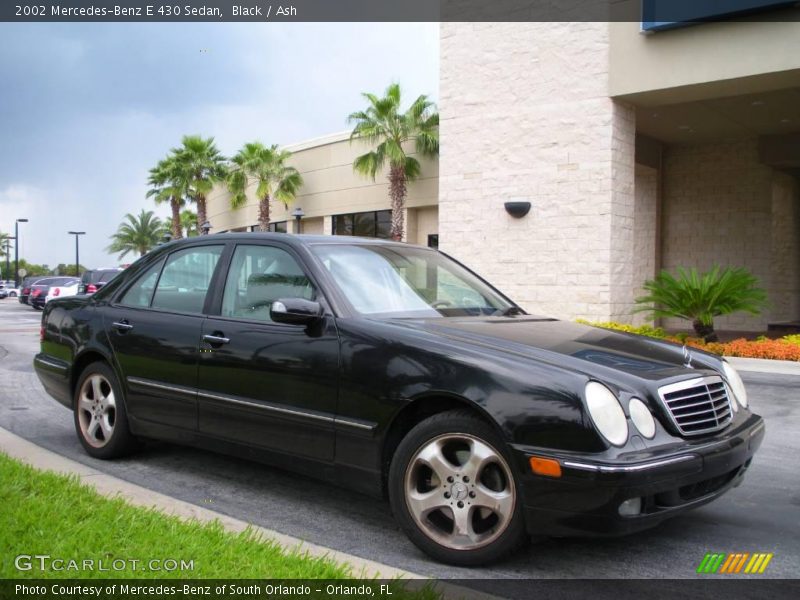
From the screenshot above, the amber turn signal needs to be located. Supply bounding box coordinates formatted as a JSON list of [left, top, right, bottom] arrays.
[[529, 456, 562, 478]]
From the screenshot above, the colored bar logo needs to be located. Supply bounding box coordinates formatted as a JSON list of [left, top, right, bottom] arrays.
[[697, 552, 773, 574]]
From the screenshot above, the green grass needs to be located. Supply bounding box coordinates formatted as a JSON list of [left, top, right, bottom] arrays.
[[0, 452, 383, 581]]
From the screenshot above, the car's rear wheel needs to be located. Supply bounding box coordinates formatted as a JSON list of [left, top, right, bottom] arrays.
[[389, 410, 527, 565], [74, 362, 138, 459]]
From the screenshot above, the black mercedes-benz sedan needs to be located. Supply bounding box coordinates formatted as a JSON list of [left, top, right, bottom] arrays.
[[33, 234, 764, 565]]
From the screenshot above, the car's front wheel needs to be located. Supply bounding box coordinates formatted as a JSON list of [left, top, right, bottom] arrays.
[[389, 410, 527, 565], [74, 362, 138, 459]]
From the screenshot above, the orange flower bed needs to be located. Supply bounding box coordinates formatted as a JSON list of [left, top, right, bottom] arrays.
[[581, 320, 800, 362], [672, 337, 800, 361]]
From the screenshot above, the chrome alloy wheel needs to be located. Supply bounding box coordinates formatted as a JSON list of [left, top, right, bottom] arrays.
[[404, 433, 516, 551], [77, 374, 117, 448]]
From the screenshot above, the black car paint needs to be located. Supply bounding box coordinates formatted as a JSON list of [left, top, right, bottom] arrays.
[[33, 234, 764, 536]]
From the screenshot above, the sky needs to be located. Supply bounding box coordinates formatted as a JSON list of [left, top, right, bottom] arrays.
[[0, 22, 439, 273]]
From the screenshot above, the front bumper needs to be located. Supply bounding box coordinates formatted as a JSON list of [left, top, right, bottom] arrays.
[[512, 413, 765, 537]]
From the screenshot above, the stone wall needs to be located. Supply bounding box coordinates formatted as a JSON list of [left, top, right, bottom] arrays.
[[631, 164, 659, 324], [661, 139, 780, 331], [770, 171, 800, 323], [439, 22, 637, 321]]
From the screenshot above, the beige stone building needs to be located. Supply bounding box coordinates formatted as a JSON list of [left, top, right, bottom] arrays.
[[207, 17, 800, 333], [205, 132, 439, 246]]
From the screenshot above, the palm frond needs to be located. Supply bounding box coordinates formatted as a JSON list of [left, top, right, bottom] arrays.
[[107, 209, 166, 258]]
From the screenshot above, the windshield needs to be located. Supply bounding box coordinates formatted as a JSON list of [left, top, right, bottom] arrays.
[[310, 244, 517, 318]]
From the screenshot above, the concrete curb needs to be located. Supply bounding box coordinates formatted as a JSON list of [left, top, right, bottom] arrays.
[[725, 356, 800, 375], [0, 426, 420, 581]]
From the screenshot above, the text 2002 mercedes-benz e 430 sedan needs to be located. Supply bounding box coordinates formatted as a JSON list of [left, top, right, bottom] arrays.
[[34, 234, 764, 565]]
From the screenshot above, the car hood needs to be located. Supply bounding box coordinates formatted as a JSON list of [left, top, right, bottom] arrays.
[[384, 316, 716, 383]]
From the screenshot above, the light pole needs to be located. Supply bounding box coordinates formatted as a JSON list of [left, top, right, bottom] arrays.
[[14, 218, 28, 287], [291, 207, 305, 234], [200, 221, 212, 235], [67, 231, 86, 277]]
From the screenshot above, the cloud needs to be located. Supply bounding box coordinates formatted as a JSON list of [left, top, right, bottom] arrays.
[[0, 22, 439, 268]]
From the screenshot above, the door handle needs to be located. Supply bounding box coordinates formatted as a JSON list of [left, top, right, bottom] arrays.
[[112, 320, 133, 332], [202, 334, 230, 345]]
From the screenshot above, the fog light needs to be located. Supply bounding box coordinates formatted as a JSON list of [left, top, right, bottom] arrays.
[[618, 497, 642, 516], [529, 456, 562, 478]]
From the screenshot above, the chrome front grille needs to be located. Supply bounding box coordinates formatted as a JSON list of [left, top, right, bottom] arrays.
[[657, 376, 733, 436]]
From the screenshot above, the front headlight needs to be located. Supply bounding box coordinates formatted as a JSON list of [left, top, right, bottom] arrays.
[[628, 398, 656, 439], [722, 361, 748, 408], [585, 382, 628, 446]]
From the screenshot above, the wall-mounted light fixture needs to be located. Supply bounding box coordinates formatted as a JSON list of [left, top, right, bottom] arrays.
[[291, 207, 305, 234], [504, 201, 531, 219]]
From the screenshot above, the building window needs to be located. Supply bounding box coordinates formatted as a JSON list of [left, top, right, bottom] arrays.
[[333, 210, 392, 239], [249, 222, 287, 233], [427, 234, 439, 249]]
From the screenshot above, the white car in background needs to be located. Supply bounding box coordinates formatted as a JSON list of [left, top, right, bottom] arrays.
[[45, 279, 80, 303], [0, 281, 18, 297]]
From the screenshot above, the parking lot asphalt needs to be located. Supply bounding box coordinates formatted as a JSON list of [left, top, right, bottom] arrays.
[[0, 299, 798, 591]]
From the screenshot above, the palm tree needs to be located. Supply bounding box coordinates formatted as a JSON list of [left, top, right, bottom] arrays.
[[107, 210, 167, 259], [634, 266, 768, 342], [0, 232, 9, 258], [227, 142, 303, 232], [348, 83, 438, 241], [146, 155, 188, 240], [180, 209, 198, 237], [174, 135, 227, 235]]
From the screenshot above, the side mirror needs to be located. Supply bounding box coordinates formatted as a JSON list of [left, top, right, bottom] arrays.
[[270, 298, 322, 325]]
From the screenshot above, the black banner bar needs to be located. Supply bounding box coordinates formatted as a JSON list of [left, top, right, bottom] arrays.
[[2, 1, 800, 23], [1, 579, 799, 600]]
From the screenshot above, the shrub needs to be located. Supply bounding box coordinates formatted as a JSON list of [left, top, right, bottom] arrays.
[[633, 266, 767, 342], [576, 319, 667, 339], [782, 334, 800, 347]]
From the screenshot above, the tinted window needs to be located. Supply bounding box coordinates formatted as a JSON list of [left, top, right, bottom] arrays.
[[119, 260, 164, 308], [151, 246, 223, 314], [221, 245, 313, 322], [333, 210, 392, 239]]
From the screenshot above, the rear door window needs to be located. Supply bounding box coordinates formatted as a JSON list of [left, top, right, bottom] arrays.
[[119, 261, 164, 308], [151, 246, 223, 314]]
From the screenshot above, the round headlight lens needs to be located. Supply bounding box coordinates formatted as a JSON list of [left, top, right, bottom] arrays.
[[722, 361, 748, 408], [628, 398, 656, 439], [585, 382, 628, 446]]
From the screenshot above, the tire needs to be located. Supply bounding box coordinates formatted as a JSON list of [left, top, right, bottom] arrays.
[[73, 361, 139, 459], [388, 410, 528, 565]]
